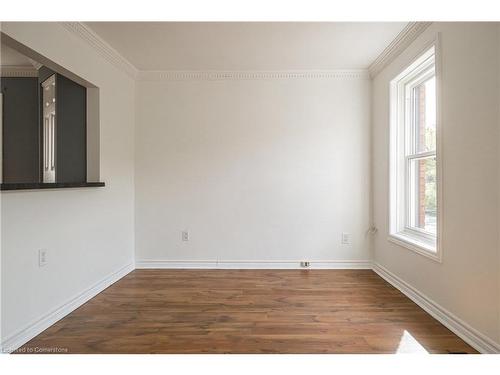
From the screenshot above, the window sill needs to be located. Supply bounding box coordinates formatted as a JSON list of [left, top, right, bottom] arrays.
[[388, 232, 441, 262]]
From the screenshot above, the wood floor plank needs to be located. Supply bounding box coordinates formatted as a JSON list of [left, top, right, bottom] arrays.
[[16, 269, 477, 354]]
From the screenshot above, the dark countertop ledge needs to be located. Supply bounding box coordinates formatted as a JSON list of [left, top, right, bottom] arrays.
[[1, 182, 105, 191]]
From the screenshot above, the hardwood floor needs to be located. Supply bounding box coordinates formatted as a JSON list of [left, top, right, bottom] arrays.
[[17, 269, 477, 353]]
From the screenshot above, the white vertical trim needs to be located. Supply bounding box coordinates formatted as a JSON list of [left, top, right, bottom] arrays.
[[434, 33, 444, 265], [388, 36, 442, 262]]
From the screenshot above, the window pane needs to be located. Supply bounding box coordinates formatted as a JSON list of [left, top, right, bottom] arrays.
[[414, 76, 436, 153], [408, 156, 437, 234]]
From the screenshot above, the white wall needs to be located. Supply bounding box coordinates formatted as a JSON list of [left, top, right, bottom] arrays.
[[498, 23, 500, 346], [3, 21, 498, 353], [0, 23, 135, 346], [135, 76, 371, 265], [372, 23, 500, 345]]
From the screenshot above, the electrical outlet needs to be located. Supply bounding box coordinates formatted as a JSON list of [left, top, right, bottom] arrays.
[[182, 231, 189, 241], [341, 232, 351, 245], [39, 249, 48, 267]]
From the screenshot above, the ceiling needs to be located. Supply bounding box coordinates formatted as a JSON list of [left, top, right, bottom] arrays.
[[85, 22, 407, 71]]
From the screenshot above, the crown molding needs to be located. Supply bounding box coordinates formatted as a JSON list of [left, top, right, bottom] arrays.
[[1, 65, 38, 77], [137, 70, 370, 81], [57, 22, 429, 81], [28, 58, 42, 70], [368, 22, 433, 78], [59, 22, 138, 79]]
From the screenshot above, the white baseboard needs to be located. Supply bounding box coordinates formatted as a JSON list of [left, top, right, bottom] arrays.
[[137, 260, 217, 269], [372, 262, 500, 354], [3, 259, 497, 354], [135, 259, 372, 269], [1, 262, 135, 353]]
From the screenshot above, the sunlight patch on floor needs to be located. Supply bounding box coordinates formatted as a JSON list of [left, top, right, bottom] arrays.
[[396, 330, 428, 353]]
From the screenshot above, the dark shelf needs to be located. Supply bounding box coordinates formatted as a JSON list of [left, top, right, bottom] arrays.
[[1, 182, 105, 191]]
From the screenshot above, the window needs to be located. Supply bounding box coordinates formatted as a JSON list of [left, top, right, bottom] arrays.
[[389, 45, 440, 260]]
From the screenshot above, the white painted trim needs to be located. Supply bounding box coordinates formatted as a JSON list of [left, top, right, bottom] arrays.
[[47, 22, 373, 82], [27, 58, 42, 70], [57, 22, 428, 81], [372, 262, 500, 354], [59, 22, 138, 79], [387, 235, 440, 262], [368, 22, 433, 78], [137, 260, 217, 269], [1, 65, 38, 77], [0, 262, 134, 353], [2, 260, 498, 354], [135, 259, 372, 269], [137, 70, 370, 82], [388, 37, 443, 263]]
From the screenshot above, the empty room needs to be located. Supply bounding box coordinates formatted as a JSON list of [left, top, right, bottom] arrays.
[[1, 3, 500, 369]]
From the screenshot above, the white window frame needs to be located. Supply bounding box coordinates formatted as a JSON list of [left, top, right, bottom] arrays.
[[389, 40, 442, 262]]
